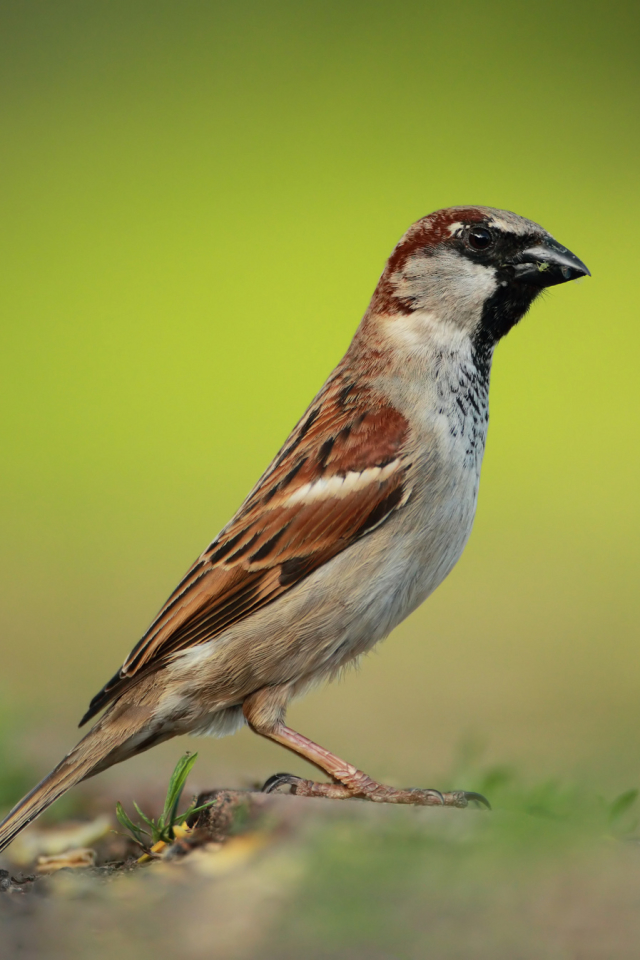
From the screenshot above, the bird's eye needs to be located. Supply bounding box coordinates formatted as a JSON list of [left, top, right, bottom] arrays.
[[468, 226, 494, 251]]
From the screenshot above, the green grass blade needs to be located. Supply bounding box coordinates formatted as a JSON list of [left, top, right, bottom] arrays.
[[133, 801, 157, 830], [162, 752, 199, 826], [173, 797, 218, 826], [115, 801, 147, 845]]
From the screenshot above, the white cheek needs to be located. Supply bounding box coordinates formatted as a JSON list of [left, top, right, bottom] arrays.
[[388, 251, 498, 344], [436, 258, 498, 315]]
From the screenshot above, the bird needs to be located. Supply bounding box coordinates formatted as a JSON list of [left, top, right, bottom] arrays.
[[0, 206, 589, 852]]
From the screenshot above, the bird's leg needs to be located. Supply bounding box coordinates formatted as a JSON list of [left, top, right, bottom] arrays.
[[242, 692, 488, 809], [259, 724, 488, 807]]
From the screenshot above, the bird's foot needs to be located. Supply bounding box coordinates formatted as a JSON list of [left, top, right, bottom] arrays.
[[262, 773, 354, 799], [261, 772, 490, 809]]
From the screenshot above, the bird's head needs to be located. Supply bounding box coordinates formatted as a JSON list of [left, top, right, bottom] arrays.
[[368, 206, 590, 357]]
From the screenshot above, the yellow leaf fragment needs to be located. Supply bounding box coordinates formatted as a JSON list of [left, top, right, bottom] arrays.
[[37, 847, 96, 874], [137, 839, 168, 863], [8, 815, 113, 866], [172, 822, 192, 840]]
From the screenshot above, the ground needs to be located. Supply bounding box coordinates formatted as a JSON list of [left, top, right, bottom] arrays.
[[2, 762, 640, 960]]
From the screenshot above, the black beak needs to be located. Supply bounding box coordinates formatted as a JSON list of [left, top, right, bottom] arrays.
[[511, 238, 590, 288]]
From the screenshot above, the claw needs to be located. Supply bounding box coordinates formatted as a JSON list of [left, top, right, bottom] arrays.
[[424, 789, 445, 805], [261, 772, 303, 794], [463, 791, 491, 810]]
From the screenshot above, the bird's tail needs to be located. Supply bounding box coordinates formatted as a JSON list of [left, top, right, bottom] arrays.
[[0, 716, 136, 854]]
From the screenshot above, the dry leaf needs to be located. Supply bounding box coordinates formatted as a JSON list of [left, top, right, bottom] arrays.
[[8, 815, 112, 865], [37, 847, 96, 874]]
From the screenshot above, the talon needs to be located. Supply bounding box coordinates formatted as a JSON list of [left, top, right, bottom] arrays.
[[424, 789, 445, 805], [463, 791, 491, 810], [261, 772, 303, 794]]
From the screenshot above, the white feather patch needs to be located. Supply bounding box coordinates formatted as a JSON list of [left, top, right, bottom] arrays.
[[285, 460, 401, 506]]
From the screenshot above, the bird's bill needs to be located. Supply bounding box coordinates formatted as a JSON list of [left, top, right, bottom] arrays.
[[511, 239, 590, 287]]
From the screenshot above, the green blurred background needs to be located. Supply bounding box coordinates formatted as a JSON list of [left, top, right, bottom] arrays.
[[0, 0, 638, 799]]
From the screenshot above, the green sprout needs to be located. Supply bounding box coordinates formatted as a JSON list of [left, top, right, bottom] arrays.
[[115, 752, 214, 849]]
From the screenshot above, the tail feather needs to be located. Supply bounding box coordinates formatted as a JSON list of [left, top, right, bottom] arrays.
[[0, 721, 133, 854]]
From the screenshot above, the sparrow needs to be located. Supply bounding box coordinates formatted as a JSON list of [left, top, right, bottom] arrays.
[[0, 206, 589, 852]]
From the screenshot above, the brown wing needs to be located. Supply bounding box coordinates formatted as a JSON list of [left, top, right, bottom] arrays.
[[80, 372, 411, 725]]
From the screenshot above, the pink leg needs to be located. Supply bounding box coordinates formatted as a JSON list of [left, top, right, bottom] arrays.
[[246, 710, 488, 809]]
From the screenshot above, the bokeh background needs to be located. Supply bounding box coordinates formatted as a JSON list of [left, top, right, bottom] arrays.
[[0, 0, 639, 805]]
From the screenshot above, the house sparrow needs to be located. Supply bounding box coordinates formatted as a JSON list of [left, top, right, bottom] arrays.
[[0, 206, 589, 851]]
